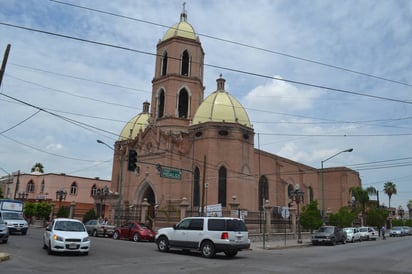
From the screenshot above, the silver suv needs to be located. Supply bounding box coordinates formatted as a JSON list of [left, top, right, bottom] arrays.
[[155, 217, 250, 258]]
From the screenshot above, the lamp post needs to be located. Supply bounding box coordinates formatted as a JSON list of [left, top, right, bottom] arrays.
[[18, 191, 28, 201], [97, 139, 123, 226], [56, 188, 67, 209], [93, 185, 110, 218], [290, 185, 304, 244], [321, 148, 353, 221]]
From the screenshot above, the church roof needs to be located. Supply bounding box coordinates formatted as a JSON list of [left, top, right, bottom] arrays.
[[162, 4, 197, 41], [192, 76, 252, 128], [118, 102, 150, 141]]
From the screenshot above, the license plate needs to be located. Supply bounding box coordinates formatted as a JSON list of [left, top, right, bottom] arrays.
[[68, 243, 77, 249]]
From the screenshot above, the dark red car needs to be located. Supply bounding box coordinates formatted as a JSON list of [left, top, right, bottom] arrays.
[[112, 222, 156, 242]]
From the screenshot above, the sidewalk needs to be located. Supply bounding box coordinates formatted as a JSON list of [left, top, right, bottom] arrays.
[[250, 238, 312, 250]]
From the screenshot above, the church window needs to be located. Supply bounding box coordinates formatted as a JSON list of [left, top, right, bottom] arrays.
[[218, 166, 227, 207], [193, 167, 200, 207], [40, 180, 45, 193], [27, 180, 35, 193], [158, 89, 165, 118], [258, 176, 269, 211], [178, 88, 189, 118], [309, 186, 314, 202], [195, 131, 202, 137], [70, 182, 78, 195], [91, 184, 97, 196], [161, 51, 168, 76], [287, 184, 294, 198], [181, 50, 190, 76], [218, 130, 228, 136]]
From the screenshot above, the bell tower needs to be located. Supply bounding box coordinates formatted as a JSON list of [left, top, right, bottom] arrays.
[[151, 6, 205, 129]]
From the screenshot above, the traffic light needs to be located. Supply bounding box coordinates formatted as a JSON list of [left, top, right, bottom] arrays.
[[127, 149, 137, 171]]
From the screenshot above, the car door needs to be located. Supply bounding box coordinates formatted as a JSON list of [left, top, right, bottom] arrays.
[[169, 218, 192, 248]]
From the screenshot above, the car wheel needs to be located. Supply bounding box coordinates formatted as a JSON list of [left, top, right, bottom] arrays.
[[224, 251, 238, 257], [47, 241, 53, 255], [200, 241, 216, 258], [92, 230, 98, 237], [133, 233, 140, 242], [331, 238, 336, 246], [157, 236, 169, 252], [113, 231, 120, 240], [3, 239, 8, 244], [83, 252, 89, 256]]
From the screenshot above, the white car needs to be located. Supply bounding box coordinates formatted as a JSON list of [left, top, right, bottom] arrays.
[[155, 217, 250, 258], [43, 218, 90, 255], [367, 227, 379, 240], [343, 227, 361, 242]]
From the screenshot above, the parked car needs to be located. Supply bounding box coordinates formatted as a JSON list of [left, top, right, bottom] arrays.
[[343, 227, 361, 242], [390, 226, 406, 237], [85, 219, 115, 237], [42, 218, 90, 255], [113, 222, 156, 242], [0, 218, 9, 244], [358, 227, 370, 241], [367, 227, 379, 240], [312, 226, 346, 245], [155, 217, 250, 258], [402, 226, 412, 235]]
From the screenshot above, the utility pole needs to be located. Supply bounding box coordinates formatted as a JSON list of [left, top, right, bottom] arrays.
[[0, 44, 11, 88]]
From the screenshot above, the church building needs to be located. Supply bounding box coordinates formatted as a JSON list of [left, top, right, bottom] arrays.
[[108, 7, 361, 226]]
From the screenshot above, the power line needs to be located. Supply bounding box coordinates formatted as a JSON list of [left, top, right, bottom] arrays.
[[1, 22, 411, 106], [47, 0, 412, 88]]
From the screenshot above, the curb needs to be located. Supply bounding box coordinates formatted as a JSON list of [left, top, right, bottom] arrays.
[[0, 252, 10, 262]]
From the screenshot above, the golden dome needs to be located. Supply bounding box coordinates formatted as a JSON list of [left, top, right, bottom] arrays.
[[118, 102, 150, 140], [192, 77, 252, 128], [162, 5, 197, 41]]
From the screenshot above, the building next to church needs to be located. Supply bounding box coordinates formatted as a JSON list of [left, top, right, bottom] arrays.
[[107, 7, 361, 229]]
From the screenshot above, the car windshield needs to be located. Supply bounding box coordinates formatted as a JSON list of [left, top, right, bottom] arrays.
[[318, 227, 334, 233], [392, 227, 402, 230], [2, 212, 24, 220], [343, 228, 352, 233], [54, 221, 86, 232]]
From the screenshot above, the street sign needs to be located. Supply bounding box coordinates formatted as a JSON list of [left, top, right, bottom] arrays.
[[160, 167, 182, 180]]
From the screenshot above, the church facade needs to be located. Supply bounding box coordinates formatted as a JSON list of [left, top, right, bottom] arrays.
[[109, 8, 361, 226]]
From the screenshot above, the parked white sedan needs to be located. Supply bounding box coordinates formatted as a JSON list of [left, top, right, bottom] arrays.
[[43, 218, 90, 255], [343, 227, 361, 242]]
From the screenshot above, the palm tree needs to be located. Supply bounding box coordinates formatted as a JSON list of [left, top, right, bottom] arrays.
[[383, 181, 397, 208], [31, 163, 44, 173], [350, 186, 370, 226]]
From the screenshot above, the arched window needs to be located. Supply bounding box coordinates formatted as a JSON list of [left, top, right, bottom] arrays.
[[218, 166, 227, 207], [181, 50, 189, 76], [288, 184, 294, 198], [157, 89, 165, 118], [70, 182, 77, 195], [309, 186, 314, 202], [27, 180, 35, 193], [40, 180, 45, 193], [91, 184, 97, 196], [193, 167, 200, 207], [161, 51, 168, 76], [178, 88, 189, 118], [258, 176, 269, 211]]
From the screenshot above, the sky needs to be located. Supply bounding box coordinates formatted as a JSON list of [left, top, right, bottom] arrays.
[[1, 0, 411, 211]]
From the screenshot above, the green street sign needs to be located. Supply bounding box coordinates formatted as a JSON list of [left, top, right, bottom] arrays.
[[160, 167, 182, 180]]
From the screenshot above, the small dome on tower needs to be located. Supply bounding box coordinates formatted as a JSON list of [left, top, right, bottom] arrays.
[[118, 101, 150, 140], [162, 4, 197, 41], [192, 76, 252, 128]]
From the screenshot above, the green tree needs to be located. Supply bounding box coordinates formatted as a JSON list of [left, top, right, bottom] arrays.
[[35, 202, 53, 219], [82, 209, 97, 223], [350, 186, 370, 225], [328, 207, 355, 228], [24, 202, 36, 219], [31, 163, 44, 173], [366, 206, 388, 228], [299, 200, 323, 232], [383, 181, 397, 208], [56, 206, 69, 218]]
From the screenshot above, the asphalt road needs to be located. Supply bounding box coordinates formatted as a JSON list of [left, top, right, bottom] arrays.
[[1, 227, 411, 274]]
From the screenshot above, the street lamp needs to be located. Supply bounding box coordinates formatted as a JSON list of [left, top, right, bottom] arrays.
[[56, 188, 67, 208], [97, 139, 124, 226], [321, 148, 353, 221], [18, 191, 28, 201], [93, 185, 110, 218], [290, 185, 304, 244]]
